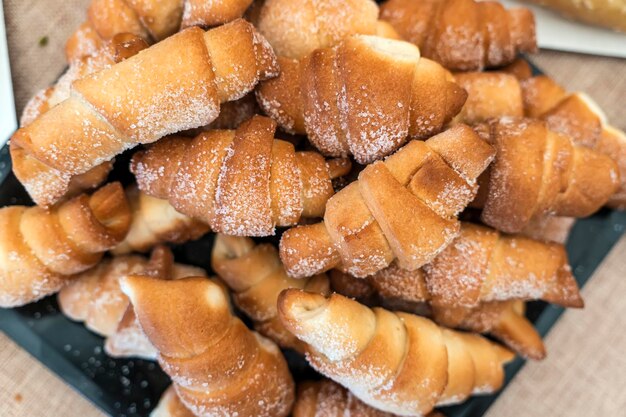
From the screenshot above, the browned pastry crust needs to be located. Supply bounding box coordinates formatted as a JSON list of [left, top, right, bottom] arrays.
[[66, 0, 253, 61], [257, 0, 380, 59], [279, 125, 495, 278], [257, 35, 467, 163], [12, 20, 278, 207], [112, 186, 209, 255], [422, 222, 582, 308], [121, 276, 295, 417], [380, 0, 537, 71], [335, 270, 546, 360], [279, 289, 514, 415], [476, 118, 620, 233], [14, 34, 148, 207], [519, 74, 626, 208], [454, 72, 524, 125], [295, 379, 447, 417], [329, 221, 568, 360], [131, 115, 351, 236], [58, 246, 205, 359], [520, 215, 575, 244], [211, 234, 330, 351], [0, 183, 130, 308]]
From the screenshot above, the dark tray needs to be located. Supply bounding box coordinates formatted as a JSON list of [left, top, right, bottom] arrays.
[[2, 81, 625, 417]]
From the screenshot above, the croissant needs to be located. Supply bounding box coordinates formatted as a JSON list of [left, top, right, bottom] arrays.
[[59, 246, 205, 359], [452, 66, 626, 210], [520, 215, 575, 244], [257, 35, 467, 163], [279, 124, 495, 278], [295, 379, 447, 417], [454, 72, 524, 125], [66, 0, 253, 61], [379, 0, 537, 71], [112, 186, 209, 255], [279, 289, 515, 415], [14, 34, 148, 207], [121, 275, 295, 417], [357, 261, 547, 360], [422, 222, 583, 308], [329, 223, 565, 359], [475, 118, 620, 233], [131, 115, 351, 236], [430, 301, 546, 361], [12, 19, 278, 207], [0, 183, 130, 308], [211, 234, 330, 350], [257, 0, 397, 59], [520, 73, 626, 208]]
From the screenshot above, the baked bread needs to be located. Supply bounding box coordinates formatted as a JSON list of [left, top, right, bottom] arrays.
[[12, 20, 278, 207], [279, 125, 495, 278], [519, 73, 626, 208], [0, 183, 130, 308], [331, 269, 545, 360], [131, 115, 351, 236], [211, 234, 330, 350], [475, 118, 620, 233], [121, 275, 295, 417], [257, 35, 467, 163], [14, 34, 147, 207], [295, 379, 447, 417], [112, 186, 209, 255], [58, 246, 205, 359], [66, 0, 254, 61], [522, 0, 626, 33], [380, 0, 537, 71], [279, 289, 515, 415], [257, 0, 389, 59], [151, 386, 195, 417]]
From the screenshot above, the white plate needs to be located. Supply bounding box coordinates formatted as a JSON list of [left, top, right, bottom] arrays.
[[500, 0, 626, 58], [0, 0, 16, 148]]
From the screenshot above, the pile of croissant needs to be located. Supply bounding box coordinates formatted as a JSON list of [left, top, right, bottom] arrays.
[[2, 0, 625, 416]]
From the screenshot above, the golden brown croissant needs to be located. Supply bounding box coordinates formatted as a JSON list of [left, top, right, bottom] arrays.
[[257, 35, 467, 163], [66, 0, 253, 61], [12, 20, 278, 207], [421, 222, 583, 308], [112, 186, 209, 255], [279, 289, 515, 415], [454, 72, 524, 125], [211, 234, 330, 350], [519, 73, 626, 208], [379, 0, 537, 71], [14, 34, 148, 207], [131, 115, 351, 236], [429, 301, 546, 361], [329, 223, 564, 360], [0, 183, 130, 308], [279, 124, 495, 278], [331, 273, 546, 360], [295, 379, 447, 417], [475, 118, 620, 233], [520, 215, 575, 244], [59, 246, 205, 359], [257, 0, 389, 59], [121, 275, 295, 417]]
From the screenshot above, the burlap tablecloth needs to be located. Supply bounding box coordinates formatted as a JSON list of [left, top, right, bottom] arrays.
[[1, 1, 625, 416]]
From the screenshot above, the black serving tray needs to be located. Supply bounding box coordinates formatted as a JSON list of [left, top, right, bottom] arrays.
[[2, 71, 626, 417]]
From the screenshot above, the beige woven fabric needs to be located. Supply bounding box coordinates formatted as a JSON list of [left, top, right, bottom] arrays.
[[3, 0, 90, 114], [1, 1, 625, 417]]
